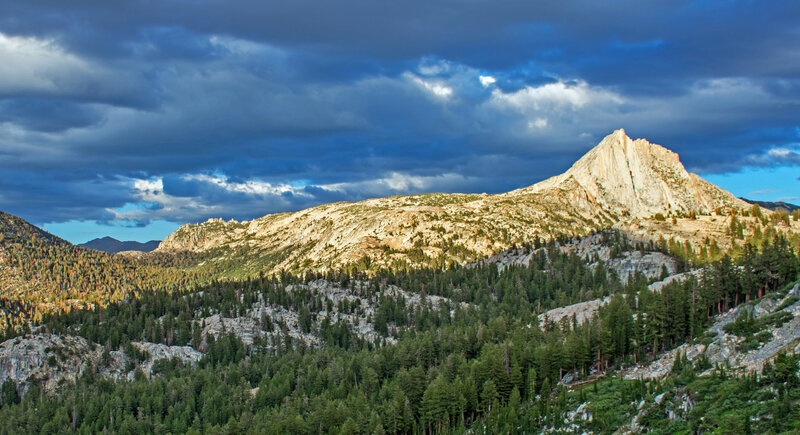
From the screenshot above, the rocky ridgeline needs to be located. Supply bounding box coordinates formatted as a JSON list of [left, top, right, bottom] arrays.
[[547, 388, 694, 435], [130, 342, 202, 377], [542, 402, 593, 434], [556, 232, 679, 284], [0, 334, 202, 396], [289, 279, 463, 343], [199, 305, 322, 349], [615, 390, 696, 433], [646, 269, 703, 293], [552, 390, 696, 435]]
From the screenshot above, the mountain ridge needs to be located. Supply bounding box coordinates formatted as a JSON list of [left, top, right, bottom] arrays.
[[740, 198, 799, 213], [155, 130, 748, 276], [79, 236, 160, 253], [0, 211, 68, 246]]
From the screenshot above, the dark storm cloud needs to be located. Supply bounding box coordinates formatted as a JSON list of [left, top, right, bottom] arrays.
[[0, 0, 799, 227], [0, 170, 131, 223], [6, 0, 792, 82], [0, 1, 647, 58], [0, 98, 104, 132]]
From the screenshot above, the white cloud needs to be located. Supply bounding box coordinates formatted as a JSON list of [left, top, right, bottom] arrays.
[[747, 188, 779, 196], [417, 57, 453, 76], [108, 170, 481, 224], [768, 148, 797, 160], [490, 80, 623, 111], [184, 174, 313, 198], [0, 32, 146, 104], [132, 178, 164, 195], [405, 73, 454, 99], [208, 35, 282, 56], [479, 75, 496, 87], [321, 171, 473, 197], [108, 177, 213, 222], [528, 118, 548, 129], [325, 172, 427, 193], [742, 147, 800, 167], [0, 33, 80, 94], [370, 172, 428, 191]]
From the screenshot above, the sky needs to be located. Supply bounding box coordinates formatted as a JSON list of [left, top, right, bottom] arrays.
[[0, 1, 799, 243]]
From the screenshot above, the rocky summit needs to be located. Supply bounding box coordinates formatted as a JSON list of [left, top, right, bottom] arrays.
[[520, 129, 746, 217], [155, 130, 747, 276]]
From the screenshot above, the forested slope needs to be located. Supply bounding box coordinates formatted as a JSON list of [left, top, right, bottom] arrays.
[[0, 231, 797, 433], [0, 212, 209, 334]]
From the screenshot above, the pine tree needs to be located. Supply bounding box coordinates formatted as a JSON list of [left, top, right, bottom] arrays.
[[0, 380, 19, 406]]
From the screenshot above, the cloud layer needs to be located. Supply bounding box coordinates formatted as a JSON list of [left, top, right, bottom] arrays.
[[1, 1, 799, 229]]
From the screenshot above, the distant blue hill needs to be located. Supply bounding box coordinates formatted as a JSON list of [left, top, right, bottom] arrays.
[[740, 198, 800, 213], [79, 236, 160, 253]]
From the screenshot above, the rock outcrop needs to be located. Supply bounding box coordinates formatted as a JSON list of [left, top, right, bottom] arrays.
[[0, 334, 203, 395], [471, 231, 681, 287], [0, 334, 94, 394], [198, 279, 464, 350], [131, 342, 203, 377], [539, 296, 612, 328]]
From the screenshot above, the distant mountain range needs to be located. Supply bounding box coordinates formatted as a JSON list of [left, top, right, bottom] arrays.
[[740, 198, 800, 213], [79, 236, 160, 253]]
